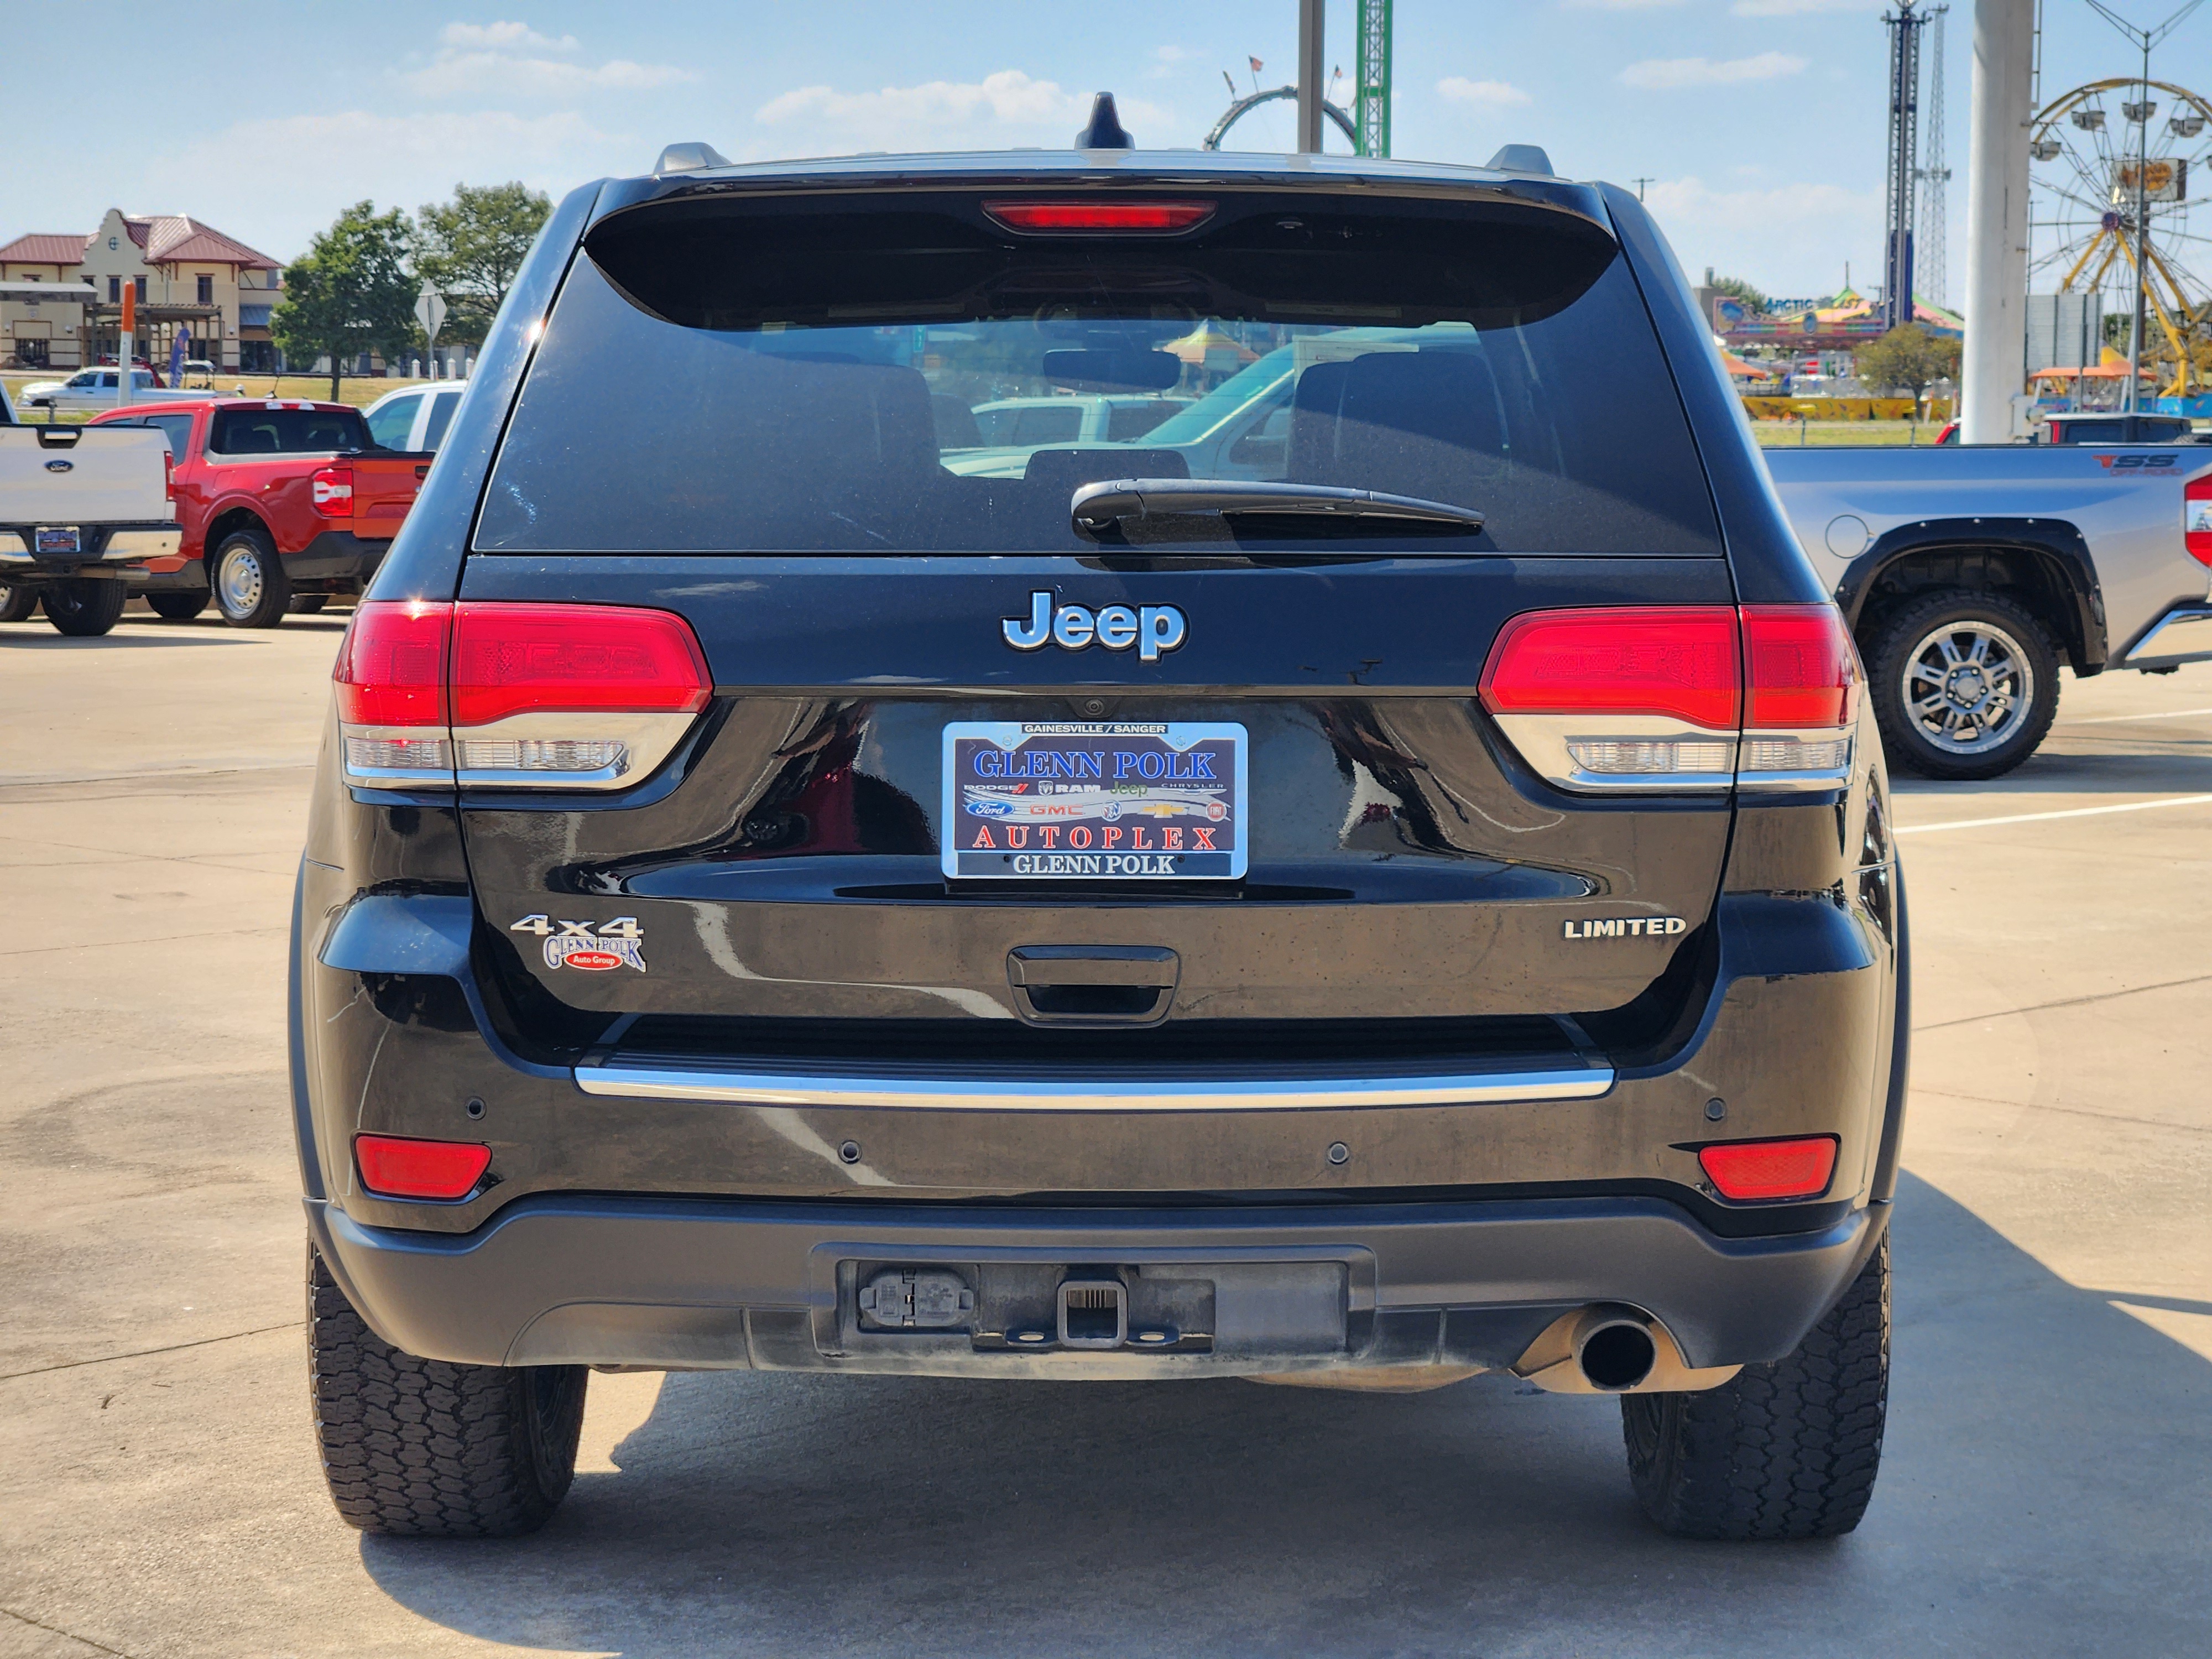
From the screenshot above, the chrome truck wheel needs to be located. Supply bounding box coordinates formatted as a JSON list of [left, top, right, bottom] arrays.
[[1866, 588, 2061, 781]]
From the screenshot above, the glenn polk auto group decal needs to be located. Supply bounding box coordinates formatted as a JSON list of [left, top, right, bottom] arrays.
[[510, 915, 646, 972]]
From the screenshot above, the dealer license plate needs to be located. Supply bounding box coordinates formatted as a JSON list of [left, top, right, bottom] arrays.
[[36, 527, 81, 556], [941, 722, 1248, 881]]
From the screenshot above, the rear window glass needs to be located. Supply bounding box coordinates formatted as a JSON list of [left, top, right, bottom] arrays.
[[365, 395, 420, 449], [478, 192, 1719, 556], [209, 407, 370, 456]]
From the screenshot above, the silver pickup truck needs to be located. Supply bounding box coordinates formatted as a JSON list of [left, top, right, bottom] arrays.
[[0, 382, 180, 635], [1766, 442, 2212, 778]]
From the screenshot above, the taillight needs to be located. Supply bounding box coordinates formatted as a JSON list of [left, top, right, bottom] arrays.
[[335, 599, 711, 791], [983, 199, 1215, 233], [1479, 604, 1860, 792], [2187, 476, 2212, 567], [354, 1133, 491, 1201], [333, 600, 453, 782], [1698, 1136, 1839, 1202], [163, 449, 175, 502], [311, 465, 354, 517]]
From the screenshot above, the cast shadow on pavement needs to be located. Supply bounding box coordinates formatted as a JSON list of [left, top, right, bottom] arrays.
[[1890, 748, 2212, 801], [359, 1174, 2212, 1658]]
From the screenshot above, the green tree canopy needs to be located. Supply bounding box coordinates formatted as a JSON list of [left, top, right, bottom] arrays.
[[413, 182, 552, 346], [1710, 274, 1770, 314], [271, 202, 416, 400], [1854, 324, 1961, 411]]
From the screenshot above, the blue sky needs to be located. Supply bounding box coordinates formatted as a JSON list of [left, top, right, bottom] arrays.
[[4, 2, 2198, 302]]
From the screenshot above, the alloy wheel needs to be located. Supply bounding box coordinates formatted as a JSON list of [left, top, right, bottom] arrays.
[[1901, 619, 2036, 754]]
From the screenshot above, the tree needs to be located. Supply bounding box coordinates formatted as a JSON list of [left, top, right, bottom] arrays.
[[413, 182, 552, 346], [272, 202, 415, 400], [1710, 274, 1770, 314], [1854, 323, 1961, 415]]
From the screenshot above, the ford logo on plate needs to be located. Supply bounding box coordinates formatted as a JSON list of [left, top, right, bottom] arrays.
[[45, 459, 73, 472]]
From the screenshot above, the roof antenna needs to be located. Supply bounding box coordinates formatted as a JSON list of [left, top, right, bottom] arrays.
[[1075, 92, 1134, 149]]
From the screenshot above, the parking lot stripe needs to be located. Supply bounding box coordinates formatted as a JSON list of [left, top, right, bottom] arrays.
[[1895, 794, 2212, 835]]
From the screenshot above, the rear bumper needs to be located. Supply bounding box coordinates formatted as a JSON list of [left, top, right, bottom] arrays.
[[307, 1189, 1880, 1375], [286, 530, 390, 582], [2120, 603, 2212, 670], [0, 523, 182, 570]]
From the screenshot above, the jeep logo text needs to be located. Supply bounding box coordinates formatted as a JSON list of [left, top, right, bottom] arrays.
[[1002, 591, 1187, 663]]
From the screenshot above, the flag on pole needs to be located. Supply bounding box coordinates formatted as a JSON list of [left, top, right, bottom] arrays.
[[168, 328, 189, 387], [1249, 56, 1264, 73]]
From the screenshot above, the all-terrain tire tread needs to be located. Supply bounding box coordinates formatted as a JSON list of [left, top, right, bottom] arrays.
[[1623, 1237, 1888, 1541], [1863, 588, 2060, 780], [306, 1245, 582, 1537]]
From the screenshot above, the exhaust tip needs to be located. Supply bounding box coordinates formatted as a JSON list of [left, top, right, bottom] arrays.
[[1577, 1318, 1658, 1391]]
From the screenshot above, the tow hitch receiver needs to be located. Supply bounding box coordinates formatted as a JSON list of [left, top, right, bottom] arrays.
[[1057, 1276, 1128, 1348]]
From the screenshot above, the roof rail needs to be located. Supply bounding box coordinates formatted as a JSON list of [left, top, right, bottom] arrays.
[[655, 141, 731, 175], [1485, 144, 1556, 176]]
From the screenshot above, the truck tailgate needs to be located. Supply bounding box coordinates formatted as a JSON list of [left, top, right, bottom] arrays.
[[0, 425, 174, 529], [349, 453, 427, 538]]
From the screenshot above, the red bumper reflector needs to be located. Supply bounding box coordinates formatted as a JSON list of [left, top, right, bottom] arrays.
[[355, 1134, 491, 1200], [333, 600, 452, 727], [983, 199, 1215, 233], [450, 602, 711, 726], [1698, 1136, 1839, 1202], [1479, 606, 1742, 730]]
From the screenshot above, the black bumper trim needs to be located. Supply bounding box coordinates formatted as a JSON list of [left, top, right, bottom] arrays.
[[309, 1190, 1879, 1376]]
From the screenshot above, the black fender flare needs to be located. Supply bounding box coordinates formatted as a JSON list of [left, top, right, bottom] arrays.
[[1834, 517, 2108, 673]]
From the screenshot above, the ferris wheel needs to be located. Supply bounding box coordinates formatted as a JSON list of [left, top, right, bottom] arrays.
[[2028, 77, 2212, 395]]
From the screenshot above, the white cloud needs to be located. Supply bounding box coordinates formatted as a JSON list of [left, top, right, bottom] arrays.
[[1619, 51, 1808, 88], [1437, 77, 1533, 109], [401, 23, 690, 97], [755, 71, 1171, 152], [134, 109, 635, 260], [1731, 0, 1879, 13], [438, 20, 577, 51]]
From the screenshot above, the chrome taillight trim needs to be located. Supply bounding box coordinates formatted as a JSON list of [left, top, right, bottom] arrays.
[[452, 709, 698, 790], [1492, 712, 1737, 794], [340, 724, 455, 788]]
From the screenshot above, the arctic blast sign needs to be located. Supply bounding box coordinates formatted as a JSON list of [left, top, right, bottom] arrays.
[[941, 722, 1248, 881]]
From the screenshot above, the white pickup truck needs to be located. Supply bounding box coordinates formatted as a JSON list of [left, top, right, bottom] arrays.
[[0, 382, 182, 635]]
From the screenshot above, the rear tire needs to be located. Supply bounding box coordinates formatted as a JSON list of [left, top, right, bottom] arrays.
[[0, 582, 39, 623], [307, 1245, 586, 1537], [147, 589, 210, 621], [211, 529, 290, 628], [1865, 588, 2060, 780], [1621, 1237, 1889, 1540], [41, 578, 127, 637]]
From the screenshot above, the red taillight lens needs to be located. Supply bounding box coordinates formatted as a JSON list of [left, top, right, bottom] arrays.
[[311, 465, 354, 517], [1480, 607, 1742, 731], [983, 199, 1215, 233], [1742, 604, 1861, 728], [2187, 477, 2212, 567], [355, 1134, 491, 1200], [163, 449, 175, 502], [1698, 1136, 1839, 1202], [450, 603, 711, 726], [333, 600, 452, 727]]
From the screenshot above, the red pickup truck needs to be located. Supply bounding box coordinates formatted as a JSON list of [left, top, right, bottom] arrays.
[[88, 399, 428, 626]]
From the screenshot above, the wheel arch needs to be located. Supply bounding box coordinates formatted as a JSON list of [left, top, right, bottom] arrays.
[[205, 504, 275, 560], [1837, 519, 2107, 675]]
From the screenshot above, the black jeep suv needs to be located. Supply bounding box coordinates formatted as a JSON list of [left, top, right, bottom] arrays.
[[291, 137, 1905, 1542]]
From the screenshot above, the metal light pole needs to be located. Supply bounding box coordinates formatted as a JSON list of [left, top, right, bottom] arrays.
[[1298, 0, 1326, 153]]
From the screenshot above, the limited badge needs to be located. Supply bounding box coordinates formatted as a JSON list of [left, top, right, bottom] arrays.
[[511, 914, 646, 972]]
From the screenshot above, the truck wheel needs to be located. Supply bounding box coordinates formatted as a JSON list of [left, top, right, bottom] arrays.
[[147, 590, 210, 621], [1865, 588, 2060, 780], [307, 1245, 587, 1537], [0, 583, 39, 623], [211, 529, 291, 628], [41, 579, 127, 637], [1621, 1237, 1888, 1541]]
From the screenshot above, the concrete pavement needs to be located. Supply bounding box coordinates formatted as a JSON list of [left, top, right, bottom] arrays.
[[2, 611, 2207, 1657]]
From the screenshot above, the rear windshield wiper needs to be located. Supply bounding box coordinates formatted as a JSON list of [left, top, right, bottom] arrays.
[[1071, 477, 1486, 540]]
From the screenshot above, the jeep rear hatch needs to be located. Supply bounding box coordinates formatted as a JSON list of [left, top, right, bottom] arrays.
[[401, 183, 1836, 1076]]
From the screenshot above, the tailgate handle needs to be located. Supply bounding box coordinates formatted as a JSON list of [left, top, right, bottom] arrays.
[[34, 426, 82, 448], [1007, 945, 1179, 1026]]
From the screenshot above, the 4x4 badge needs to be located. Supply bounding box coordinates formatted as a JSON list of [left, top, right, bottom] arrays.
[[511, 914, 646, 972]]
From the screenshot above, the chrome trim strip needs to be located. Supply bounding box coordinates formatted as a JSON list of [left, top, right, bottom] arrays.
[[572, 1058, 1616, 1112]]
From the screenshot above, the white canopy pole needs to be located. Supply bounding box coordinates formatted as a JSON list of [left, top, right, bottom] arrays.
[[1960, 0, 2035, 442]]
